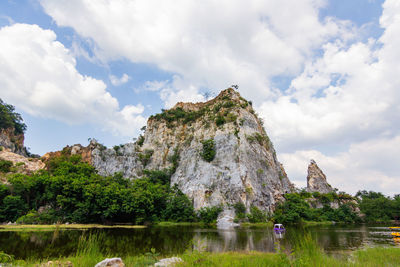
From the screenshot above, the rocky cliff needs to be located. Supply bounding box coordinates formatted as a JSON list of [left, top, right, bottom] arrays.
[[56, 88, 294, 212], [0, 128, 27, 156], [306, 159, 333, 194]]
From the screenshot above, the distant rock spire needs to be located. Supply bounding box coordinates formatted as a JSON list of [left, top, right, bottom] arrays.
[[306, 159, 333, 194]]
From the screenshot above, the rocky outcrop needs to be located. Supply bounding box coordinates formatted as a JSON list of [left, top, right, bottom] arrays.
[[47, 88, 294, 213], [154, 257, 183, 266], [0, 148, 45, 175], [0, 128, 27, 156], [95, 258, 124, 267], [306, 159, 333, 194]]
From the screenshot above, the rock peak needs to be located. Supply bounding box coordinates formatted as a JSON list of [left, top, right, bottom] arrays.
[[307, 160, 333, 194], [171, 87, 241, 111]]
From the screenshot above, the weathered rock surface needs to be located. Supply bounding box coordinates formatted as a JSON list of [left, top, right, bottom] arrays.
[[306, 159, 333, 194], [154, 257, 183, 266], [48, 88, 294, 213], [0, 148, 45, 175], [0, 128, 26, 156], [217, 209, 239, 229], [95, 258, 125, 267]]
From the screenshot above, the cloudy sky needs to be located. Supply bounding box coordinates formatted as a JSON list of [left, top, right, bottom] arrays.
[[1, 0, 398, 195]]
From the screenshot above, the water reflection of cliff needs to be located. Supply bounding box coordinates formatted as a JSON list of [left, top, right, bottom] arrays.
[[192, 228, 277, 253]]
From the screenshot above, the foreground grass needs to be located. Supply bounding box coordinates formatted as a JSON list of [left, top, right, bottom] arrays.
[[2, 233, 399, 266], [0, 224, 146, 232]]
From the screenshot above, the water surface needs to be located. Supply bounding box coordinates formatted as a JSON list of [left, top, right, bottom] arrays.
[[0, 224, 398, 260]]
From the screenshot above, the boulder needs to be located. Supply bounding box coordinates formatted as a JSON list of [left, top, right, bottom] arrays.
[[154, 257, 183, 266], [95, 258, 124, 267]]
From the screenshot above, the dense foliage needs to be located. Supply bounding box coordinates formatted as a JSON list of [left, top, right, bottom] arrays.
[[233, 202, 268, 223], [356, 190, 400, 222], [273, 192, 361, 224], [0, 160, 13, 173], [201, 139, 216, 162], [0, 99, 26, 134], [0, 155, 197, 224], [197, 205, 223, 224]]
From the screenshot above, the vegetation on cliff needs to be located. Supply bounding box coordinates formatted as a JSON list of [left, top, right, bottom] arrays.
[[0, 99, 26, 135]]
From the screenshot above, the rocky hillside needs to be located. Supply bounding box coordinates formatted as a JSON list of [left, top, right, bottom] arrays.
[[52, 88, 294, 212]]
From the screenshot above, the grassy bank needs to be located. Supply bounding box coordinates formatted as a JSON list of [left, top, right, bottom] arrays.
[[1, 233, 399, 266], [0, 224, 146, 232]]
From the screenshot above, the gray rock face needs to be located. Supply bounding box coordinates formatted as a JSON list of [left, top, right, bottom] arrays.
[[0, 128, 26, 156], [95, 258, 124, 267], [86, 89, 294, 212], [217, 209, 240, 229], [306, 159, 333, 194], [154, 257, 183, 266]]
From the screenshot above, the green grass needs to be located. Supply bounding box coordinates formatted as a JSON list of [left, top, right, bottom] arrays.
[[0, 224, 146, 232]]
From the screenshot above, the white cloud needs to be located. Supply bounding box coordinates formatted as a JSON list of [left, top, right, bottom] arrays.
[[109, 73, 130, 86], [40, 0, 352, 104], [280, 135, 400, 196], [0, 23, 146, 137]]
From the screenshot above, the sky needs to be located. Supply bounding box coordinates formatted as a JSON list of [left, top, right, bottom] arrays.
[[0, 0, 399, 195]]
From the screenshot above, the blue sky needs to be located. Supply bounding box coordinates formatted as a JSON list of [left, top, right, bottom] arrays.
[[0, 0, 399, 195]]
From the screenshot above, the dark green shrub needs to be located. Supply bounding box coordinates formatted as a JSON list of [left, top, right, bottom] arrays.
[[197, 205, 223, 224], [215, 115, 225, 126], [201, 139, 216, 162], [143, 169, 171, 185], [0, 160, 12, 172], [247, 205, 268, 223], [137, 135, 145, 146], [138, 149, 154, 167], [233, 202, 246, 220], [0, 195, 28, 222], [163, 185, 195, 222]]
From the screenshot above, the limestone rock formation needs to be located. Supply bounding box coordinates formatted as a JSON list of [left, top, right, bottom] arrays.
[[0, 128, 27, 156], [49, 88, 294, 212], [0, 148, 45, 175], [306, 159, 333, 194], [95, 258, 124, 267]]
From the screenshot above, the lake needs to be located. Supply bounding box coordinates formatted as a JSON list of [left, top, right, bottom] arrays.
[[0, 224, 398, 260]]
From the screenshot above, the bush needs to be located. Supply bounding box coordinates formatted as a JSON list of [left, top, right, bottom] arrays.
[[247, 205, 268, 223], [233, 202, 246, 220], [215, 115, 226, 126], [163, 185, 195, 222], [0, 195, 28, 222], [197, 205, 223, 224], [201, 139, 216, 162], [0, 160, 13, 173]]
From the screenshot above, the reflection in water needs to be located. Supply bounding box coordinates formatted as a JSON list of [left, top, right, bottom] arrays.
[[0, 224, 397, 260]]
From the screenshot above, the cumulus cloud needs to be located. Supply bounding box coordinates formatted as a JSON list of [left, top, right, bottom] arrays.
[[109, 73, 130, 86], [40, 0, 353, 104], [0, 23, 146, 137], [262, 0, 400, 195], [280, 135, 400, 196]]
